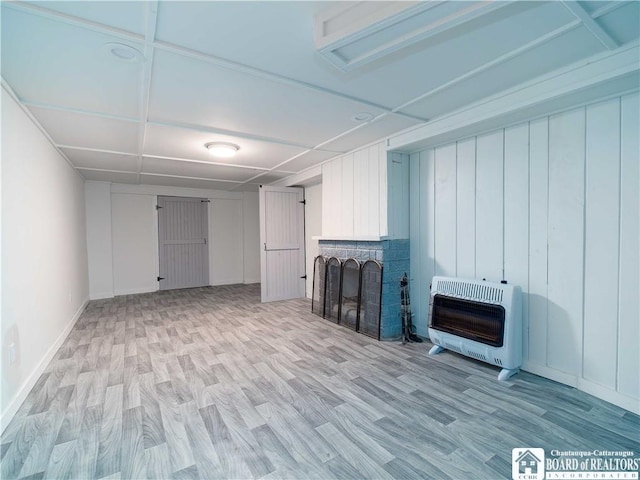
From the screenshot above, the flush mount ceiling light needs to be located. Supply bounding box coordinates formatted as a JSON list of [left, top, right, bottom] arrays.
[[102, 42, 145, 63], [205, 142, 240, 158], [351, 112, 374, 122]]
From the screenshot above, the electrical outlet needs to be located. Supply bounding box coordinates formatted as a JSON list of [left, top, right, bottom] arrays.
[[8, 343, 16, 364]]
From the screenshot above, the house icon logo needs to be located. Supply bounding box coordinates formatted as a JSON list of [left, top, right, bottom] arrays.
[[512, 448, 545, 480]]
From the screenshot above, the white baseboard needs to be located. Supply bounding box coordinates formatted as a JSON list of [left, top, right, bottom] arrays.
[[89, 291, 114, 300], [0, 297, 89, 434], [243, 278, 260, 285], [522, 361, 639, 414]]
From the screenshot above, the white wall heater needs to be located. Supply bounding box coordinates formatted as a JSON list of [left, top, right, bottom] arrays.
[[428, 276, 522, 381]]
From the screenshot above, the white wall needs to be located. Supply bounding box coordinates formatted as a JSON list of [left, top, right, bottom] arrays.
[[408, 93, 639, 413], [84, 183, 261, 297], [243, 192, 260, 284], [85, 182, 113, 298], [1, 87, 89, 428], [304, 183, 322, 298], [210, 198, 243, 285]]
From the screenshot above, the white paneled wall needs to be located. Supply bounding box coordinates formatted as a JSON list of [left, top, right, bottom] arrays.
[[321, 142, 409, 239], [408, 94, 639, 413]]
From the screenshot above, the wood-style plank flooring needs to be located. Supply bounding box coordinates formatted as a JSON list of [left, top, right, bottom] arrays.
[[1, 284, 638, 479]]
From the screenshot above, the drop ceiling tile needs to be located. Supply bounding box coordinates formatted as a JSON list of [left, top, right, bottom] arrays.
[[1, 7, 143, 117], [249, 171, 294, 185], [61, 148, 138, 172], [29, 106, 140, 153], [27, 1, 147, 35], [79, 169, 138, 184], [141, 157, 260, 182], [400, 26, 605, 120], [140, 174, 238, 191], [148, 50, 387, 147], [281, 150, 341, 173], [320, 115, 420, 153], [143, 124, 307, 170]]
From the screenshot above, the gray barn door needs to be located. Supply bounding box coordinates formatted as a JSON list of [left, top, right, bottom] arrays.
[[259, 185, 306, 302], [158, 196, 209, 290]]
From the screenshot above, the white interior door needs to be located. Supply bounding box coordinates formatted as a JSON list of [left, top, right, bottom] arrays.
[[259, 185, 306, 302], [158, 196, 209, 290]]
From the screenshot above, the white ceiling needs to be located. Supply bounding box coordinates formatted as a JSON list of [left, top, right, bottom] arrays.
[[2, 1, 638, 191]]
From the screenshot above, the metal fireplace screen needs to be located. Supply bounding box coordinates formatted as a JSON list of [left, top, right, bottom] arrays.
[[431, 295, 505, 347], [358, 260, 383, 339], [339, 259, 360, 330], [311, 256, 327, 317], [324, 257, 342, 324]]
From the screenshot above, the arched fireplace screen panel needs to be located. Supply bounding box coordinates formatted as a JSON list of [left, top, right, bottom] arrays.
[[324, 257, 342, 324], [311, 256, 327, 317], [358, 260, 383, 339], [339, 258, 361, 331]]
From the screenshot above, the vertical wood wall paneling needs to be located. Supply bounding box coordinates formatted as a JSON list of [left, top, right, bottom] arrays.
[[388, 152, 410, 239], [527, 118, 549, 367], [617, 92, 639, 399], [409, 153, 423, 331], [321, 163, 332, 236], [456, 138, 476, 279], [434, 144, 457, 276], [417, 148, 435, 337], [377, 143, 388, 237], [341, 154, 355, 237], [583, 99, 621, 388], [367, 145, 381, 237], [353, 148, 366, 238], [503, 123, 530, 361], [475, 130, 504, 282], [547, 107, 585, 376]]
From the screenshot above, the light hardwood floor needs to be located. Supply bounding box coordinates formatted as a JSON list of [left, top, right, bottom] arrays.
[[1, 284, 638, 479]]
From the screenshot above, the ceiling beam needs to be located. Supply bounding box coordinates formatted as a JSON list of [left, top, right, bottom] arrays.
[[561, 1, 618, 50]]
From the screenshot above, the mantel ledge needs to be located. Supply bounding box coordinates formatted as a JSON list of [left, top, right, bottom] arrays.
[[312, 235, 389, 241]]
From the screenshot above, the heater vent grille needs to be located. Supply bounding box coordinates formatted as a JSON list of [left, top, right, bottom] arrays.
[[436, 279, 503, 304]]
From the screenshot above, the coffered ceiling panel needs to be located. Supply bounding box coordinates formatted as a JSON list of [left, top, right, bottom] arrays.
[[61, 149, 138, 172], [2, 1, 637, 189], [1, 6, 143, 118], [80, 170, 138, 184], [143, 124, 308, 171], [141, 157, 261, 183], [28, 107, 140, 153], [400, 26, 604, 119], [148, 50, 390, 147], [140, 174, 241, 191]]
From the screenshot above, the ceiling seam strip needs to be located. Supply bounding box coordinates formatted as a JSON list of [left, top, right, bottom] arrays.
[[1, 78, 85, 181], [17, 99, 345, 154], [560, 1, 618, 50], [55, 145, 294, 172], [147, 119, 343, 153], [76, 167, 248, 184], [5, 1, 426, 124], [136, 1, 159, 184]]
